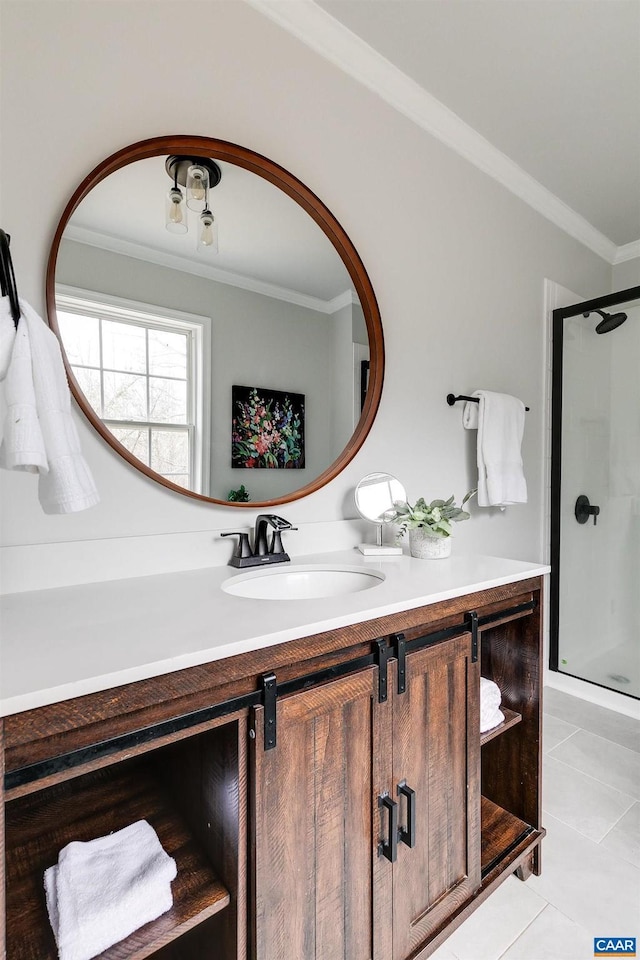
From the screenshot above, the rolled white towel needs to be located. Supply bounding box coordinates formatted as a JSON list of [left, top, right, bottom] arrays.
[[44, 820, 177, 960], [480, 677, 505, 733]]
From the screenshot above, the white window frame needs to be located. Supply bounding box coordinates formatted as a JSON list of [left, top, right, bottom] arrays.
[[56, 285, 212, 494]]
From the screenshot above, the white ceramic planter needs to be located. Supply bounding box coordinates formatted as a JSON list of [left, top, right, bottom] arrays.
[[409, 528, 452, 560]]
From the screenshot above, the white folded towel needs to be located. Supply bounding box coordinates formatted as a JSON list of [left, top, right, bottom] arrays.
[[44, 820, 177, 960], [480, 677, 505, 733], [0, 298, 99, 513], [463, 390, 527, 507]]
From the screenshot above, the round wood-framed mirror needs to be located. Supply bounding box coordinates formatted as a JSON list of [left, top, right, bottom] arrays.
[[46, 136, 384, 507]]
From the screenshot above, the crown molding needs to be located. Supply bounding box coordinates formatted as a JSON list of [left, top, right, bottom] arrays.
[[614, 240, 640, 264], [63, 225, 351, 314], [246, 0, 632, 265]]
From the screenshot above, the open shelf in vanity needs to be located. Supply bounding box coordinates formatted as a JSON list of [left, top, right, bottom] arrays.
[[3, 718, 246, 960]]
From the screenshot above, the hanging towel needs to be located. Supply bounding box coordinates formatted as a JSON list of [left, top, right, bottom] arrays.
[[480, 676, 505, 733], [0, 298, 99, 513], [44, 819, 177, 960], [0, 296, 16, 379], [463, 390, 527, 507]]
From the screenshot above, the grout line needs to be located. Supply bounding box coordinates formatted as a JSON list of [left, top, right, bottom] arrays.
[[598, 800, 639, 846], [543, 727, 580, 754], [495, 902, 551, 960], [545, 750, 639, 803]]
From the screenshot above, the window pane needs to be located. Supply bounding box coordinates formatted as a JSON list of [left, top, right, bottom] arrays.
[[103, 371, 147, 421], [72, 366, 102, 413], [149, 377, 187, 423], [148, 329, 188, 379], [111, 427, 149, 465], [57, 312, 100, 367], [150, 430, 189, 475], [164, 474, 190, 489], [102, 319, 147, 373]]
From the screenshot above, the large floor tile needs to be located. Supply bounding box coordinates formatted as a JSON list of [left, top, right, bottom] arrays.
[[600, 802, 640, 866], [444, 876, 546, 960], [548, 729, 640, 799], [500, 904, 593, 959], [544, 688, 640, 754], [543, 755, 635, 842], [544, 715, 579, 753], [528, 814, 640, 933]]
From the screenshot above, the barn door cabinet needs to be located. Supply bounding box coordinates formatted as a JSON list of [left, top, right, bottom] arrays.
[[0, 575, 544, 960]]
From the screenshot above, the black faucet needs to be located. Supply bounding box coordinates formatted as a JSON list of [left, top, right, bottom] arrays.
[[222, 515, 297, 568]]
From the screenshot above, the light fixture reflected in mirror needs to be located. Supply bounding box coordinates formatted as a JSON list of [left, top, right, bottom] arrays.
[[164, 155, 222, 249]]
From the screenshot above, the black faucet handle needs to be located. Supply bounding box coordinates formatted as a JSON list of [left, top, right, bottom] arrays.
[[269, 525, 297, 555], [221, 531, 253, 558]]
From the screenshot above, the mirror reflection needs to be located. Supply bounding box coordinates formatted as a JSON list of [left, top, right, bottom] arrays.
[[355, 472, 406, 555], [51, 148, 374, 504]]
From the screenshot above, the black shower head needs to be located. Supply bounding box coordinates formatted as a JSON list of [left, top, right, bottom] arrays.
[[583, 308, 628, 334]]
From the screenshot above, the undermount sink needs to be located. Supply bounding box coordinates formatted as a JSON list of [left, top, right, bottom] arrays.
[[221, 564, 385, 600]]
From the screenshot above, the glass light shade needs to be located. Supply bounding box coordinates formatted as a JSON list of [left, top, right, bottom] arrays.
[[198, 208, 218, 253], [186, 164, 209, 211], [165, 187, 187, 234]]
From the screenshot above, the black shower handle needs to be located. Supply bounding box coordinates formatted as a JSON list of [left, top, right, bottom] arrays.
[[575, 495, 600, 526]]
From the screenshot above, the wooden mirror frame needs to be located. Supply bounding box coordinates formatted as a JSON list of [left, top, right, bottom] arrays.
[[46, 135, 384, 508]]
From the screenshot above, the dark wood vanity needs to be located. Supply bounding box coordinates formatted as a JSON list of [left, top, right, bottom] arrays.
[[0, 574, 544, 960]]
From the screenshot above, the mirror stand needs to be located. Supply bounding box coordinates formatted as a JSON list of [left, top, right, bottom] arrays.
[[358, 523, 403, 556]]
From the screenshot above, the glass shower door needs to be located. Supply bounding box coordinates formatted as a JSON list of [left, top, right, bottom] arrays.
[[551, 288, 640, 699]]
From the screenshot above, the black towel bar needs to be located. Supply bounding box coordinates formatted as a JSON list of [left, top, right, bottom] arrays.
[[447, 393, 530, 412]]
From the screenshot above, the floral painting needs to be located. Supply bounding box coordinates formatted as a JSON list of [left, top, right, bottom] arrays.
[[232, 385, 305, 469]]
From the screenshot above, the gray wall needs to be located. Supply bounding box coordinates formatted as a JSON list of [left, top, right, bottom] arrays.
[[0, 0, 612, 577]]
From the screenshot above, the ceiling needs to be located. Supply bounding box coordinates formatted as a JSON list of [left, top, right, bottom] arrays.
[[255, 0, 640, 257], [63, 157, 354, 306]]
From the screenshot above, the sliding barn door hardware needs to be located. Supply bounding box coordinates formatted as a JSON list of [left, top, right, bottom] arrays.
[[393, 633, 407, 694], [261, 672, 277, 751], [467, 611, 479, 662], [375, 638, 390, 702]]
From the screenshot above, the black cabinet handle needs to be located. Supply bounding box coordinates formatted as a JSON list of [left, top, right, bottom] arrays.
[[378, 794, 398, 863], [397, 781, 416, 848]]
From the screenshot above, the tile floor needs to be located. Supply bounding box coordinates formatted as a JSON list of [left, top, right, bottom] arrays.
[[432, 687, 640, 960]]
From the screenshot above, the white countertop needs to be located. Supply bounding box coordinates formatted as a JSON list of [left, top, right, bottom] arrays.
[[0, 550, 549, 717]]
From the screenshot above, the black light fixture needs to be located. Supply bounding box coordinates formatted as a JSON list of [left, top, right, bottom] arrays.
[[164, 156, 222, 250]]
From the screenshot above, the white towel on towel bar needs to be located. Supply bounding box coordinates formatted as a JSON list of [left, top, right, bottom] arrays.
[[0, 298, 99, 513], [44, 819, 177, 960], [463, 390, 527, 507]]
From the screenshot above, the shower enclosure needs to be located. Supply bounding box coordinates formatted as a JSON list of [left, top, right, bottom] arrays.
[[551, 285, 640, 700]]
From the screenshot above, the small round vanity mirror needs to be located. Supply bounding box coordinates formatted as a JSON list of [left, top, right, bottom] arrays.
[[46, 136, 385, 508], [354, 472, 406, 555]]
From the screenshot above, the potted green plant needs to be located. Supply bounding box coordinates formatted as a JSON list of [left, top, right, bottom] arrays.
[[394, 491, 475, 559]]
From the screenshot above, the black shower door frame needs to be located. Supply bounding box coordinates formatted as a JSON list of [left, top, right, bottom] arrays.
[[550, 284, 640, 690]]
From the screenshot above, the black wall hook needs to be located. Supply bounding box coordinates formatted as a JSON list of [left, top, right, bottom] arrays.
[[0, 229, 21, 329]]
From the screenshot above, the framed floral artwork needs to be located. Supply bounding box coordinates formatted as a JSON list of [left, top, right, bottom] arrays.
[[232, 385, 305, 469]]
